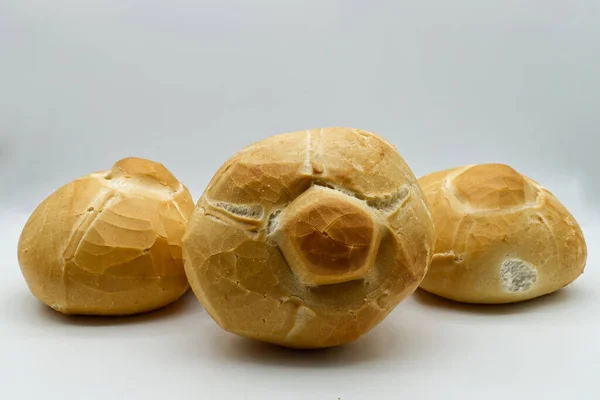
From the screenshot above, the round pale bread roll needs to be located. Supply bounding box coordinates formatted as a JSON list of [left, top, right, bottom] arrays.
[[18, 157, 195, 315], [418, 163, 587, 304], [183, 127, 435, 349]]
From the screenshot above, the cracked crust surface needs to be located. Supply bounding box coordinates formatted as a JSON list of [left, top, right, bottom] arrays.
[[183, 127, 435, 348], [17, 157, 195, 315], [418, 164, 587, 304]]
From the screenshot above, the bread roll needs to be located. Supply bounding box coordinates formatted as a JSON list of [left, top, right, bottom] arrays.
[[183, 127, 435, 348], [18, 157, 194, 315], [419, 164, 587, 304]]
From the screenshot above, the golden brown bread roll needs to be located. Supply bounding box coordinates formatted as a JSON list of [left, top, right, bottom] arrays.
[[18, 157, 195, 315], [183, 127, 435, 348], [418, 163, 587, 304]]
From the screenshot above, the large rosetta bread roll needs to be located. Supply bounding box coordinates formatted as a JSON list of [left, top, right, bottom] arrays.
[[183, 127, 435, 348], [18, 157, 195, 315], [419, 164, 587, 304]]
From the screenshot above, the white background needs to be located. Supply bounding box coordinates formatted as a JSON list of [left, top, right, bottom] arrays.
[[1, 1, 599, 399]]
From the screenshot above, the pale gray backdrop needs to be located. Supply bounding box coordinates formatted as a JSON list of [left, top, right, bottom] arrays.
[[1, 1, 598, 224]]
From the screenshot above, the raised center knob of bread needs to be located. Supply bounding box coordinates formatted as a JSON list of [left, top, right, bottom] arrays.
[[104, 157, 182, 195], [273, 186, 382, 285], [451, 163, 538, 210]]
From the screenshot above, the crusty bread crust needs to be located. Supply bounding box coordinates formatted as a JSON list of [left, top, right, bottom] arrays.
[[419, 164, 587, 304], [18, 157, 194, 315], [183, 128, 435, 348]]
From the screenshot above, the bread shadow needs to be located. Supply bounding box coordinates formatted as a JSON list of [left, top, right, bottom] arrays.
[[413, 286, 583, 315], [34, 289, 201, 326], [209, 321, 427, 368]]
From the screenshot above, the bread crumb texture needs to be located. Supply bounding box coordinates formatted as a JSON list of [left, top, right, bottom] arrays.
[[500, 259, 537, 292], [17, 157, 195, 315], [183, 127, 435, 348], [419, 164, 587, 304]]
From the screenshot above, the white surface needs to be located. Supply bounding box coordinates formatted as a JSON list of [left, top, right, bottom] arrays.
[[2, 1, 600, 399]]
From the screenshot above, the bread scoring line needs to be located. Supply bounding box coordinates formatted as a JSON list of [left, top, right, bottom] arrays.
[[202, 181, 414, 233]]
